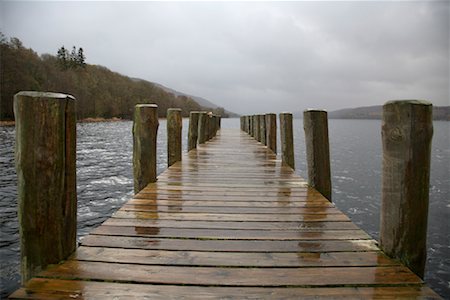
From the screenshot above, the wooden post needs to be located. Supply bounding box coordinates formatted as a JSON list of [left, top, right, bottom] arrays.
[[211, 115, 217, 137], [205, 113, 210, 141], [247, 116, 251, 134], [266, 113, 277, 154], [250, 115, 254, 137], [254, 114, 261, 141], [167, 108, 182, 167], [198, 112, 208, 144], [303, 110, 332, 201], [133, 104, 159, 194], [244, 116, 248, 133], [208, 114, 214, 140], [380, 100, 433, 278], [188, 111, 200, 151], [260, 114, 266, 145], [14, 91, 77, 283], [240, 116, 244, 131], [279, 112, 295, 169]]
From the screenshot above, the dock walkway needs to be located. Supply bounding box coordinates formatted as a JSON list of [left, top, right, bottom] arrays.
[[11, 129, 440, 299]]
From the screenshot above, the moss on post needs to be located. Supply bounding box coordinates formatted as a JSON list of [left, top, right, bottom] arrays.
[[133, 104, 159, 193], [14, 91, 77, 283], [167, 108, 182, 167]]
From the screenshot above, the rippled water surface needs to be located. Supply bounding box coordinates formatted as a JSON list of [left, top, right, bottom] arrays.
[[1, 119, 449, 298]]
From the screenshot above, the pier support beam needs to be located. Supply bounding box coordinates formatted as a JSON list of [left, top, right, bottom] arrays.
[[167, 108, 182, 167], [133, 104, 159, 193], [303, 110, 332, 201], [188, 111, 200, 151], [380, 100, 433, 279], [279, 112, 295, 169], [14, 91, 77, 283], [265, 113, 277, 154]]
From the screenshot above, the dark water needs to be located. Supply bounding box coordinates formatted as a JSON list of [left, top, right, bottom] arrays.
[[0, 119, 449, 298]]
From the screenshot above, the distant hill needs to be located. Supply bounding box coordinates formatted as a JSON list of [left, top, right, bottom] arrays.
[[153, 82, 239, 117], [328, 105, 449, 121], [0, 35, 234, 120]]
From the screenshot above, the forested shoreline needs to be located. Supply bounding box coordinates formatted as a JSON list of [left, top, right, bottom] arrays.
[[1, 35, 226, 120]]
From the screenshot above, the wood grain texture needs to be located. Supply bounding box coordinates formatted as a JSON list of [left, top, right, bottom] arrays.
[[10, 128, 440, 299]]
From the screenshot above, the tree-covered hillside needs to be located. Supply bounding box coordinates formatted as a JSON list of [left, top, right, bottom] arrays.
[[1, 35, 225, 120]]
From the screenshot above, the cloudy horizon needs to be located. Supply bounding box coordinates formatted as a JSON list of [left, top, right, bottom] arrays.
[[1, 1, 449, 114]]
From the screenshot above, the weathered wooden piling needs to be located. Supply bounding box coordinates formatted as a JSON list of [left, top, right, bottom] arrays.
[[14, 91, 77, 283], [133, 104, 159, 194], [167, 108, 182, 167], [265, 113, 277, 154], [279, 112, 295, 169], [380, 100, 433, 278], [254, 115, 261, 142], [198, 112, 208, 144], [303, 110, 332, 201], [188, 111, 200, 151], [303, 109, 331, 201], [211, 115, 216, 138], [250, 115, 254, 137], [259, 114, 266, 145]]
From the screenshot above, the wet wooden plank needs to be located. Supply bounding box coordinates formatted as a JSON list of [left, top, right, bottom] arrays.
[[127, 198, 335, 207], [91, 225, 371, 240], [120, 204, 342, 214], [37, 261, 422, 286], [112, 211, 350, 221], [74, 246, 393, 267], [134, 192, 326, 202], [81, 235, 378, 252], [103, 218, 360, 230], [10, 279, 441, 300]]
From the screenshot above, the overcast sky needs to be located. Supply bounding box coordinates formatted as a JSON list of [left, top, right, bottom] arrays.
[[1, 1, 449, 114]]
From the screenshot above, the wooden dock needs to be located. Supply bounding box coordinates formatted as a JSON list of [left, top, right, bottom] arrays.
[[10, 128, 440, 299]]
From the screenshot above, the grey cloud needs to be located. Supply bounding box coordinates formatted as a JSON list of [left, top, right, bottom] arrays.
[[2, 1, 448, 114]]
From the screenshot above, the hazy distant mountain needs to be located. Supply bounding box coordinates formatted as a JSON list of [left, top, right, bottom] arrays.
[[328, 105, 449, 121], [153, 83, 239, 117]]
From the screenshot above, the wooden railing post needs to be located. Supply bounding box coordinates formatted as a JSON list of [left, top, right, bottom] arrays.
[[250, 115, 254, 137], [14, 91, 77, 283], [279, 112, 295, 169], [265, 113, 277, 154], [198, 112, 208, 144], [133, 104, 159, 193], [240, 116, 244, 131], [247, 115, 251, 134], [208, 114, 214, 140], [254, 114, 261, 141], [260, 114, 266, 145], [380, 100, 433, 278], [188, 111, 200, 151], [205, 113, 211, 141], [167, 108, 182, 167], [303, 110, 332, 201]]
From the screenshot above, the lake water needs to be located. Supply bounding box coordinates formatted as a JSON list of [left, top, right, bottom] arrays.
[[0, 118, 449, 298]]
